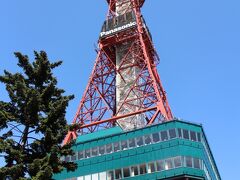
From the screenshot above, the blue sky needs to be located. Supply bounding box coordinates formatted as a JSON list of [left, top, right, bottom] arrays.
[[0, 0, 239, 179]]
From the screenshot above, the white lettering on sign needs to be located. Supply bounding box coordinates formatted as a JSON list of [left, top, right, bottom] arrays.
[[100, 22, 137, 37]]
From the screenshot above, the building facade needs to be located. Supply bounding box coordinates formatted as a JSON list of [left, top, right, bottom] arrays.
[[54, 120, 221, 180]]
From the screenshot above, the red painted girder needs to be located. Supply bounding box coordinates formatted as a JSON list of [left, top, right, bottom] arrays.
[[79, 106, 157, 129]]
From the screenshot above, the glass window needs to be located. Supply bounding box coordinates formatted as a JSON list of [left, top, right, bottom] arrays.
[[178, 128, 182, 138], [114, 18, 118, 26], [165, 158, 173, 170], [99, 146, 105, 155], [123, 167, 130, 178], [148, 162, 155, 173], [173, 156, 182, 168], [106, 19, 113, 30], [186, 156, 193, 167], [71, 152, 77, 161], [78, 151, 84, 160], [161, 131, 168, 141], [183, 129, 189, 140], [197, 132, 201, 142], [156, 160, 164, 171], [136, 136, 144, 146], [130, 166, 139, 176], [139, 164, 147, 174], [128, 138, 136, 148], [92, 173, 98, 179], [126, 11, 132, 22], [65, 156, 70, 162], [107, 170, 114, 180], [118, 15, 125, 25], [114, 142, 120, 152], [99, 172, 107, 180], [152, 132, 160, 143], [190, 131, 197, 141], [84, 175, 91, 180], [115, 169, 122, 179], [144, 135, 152, 145], [193, 158, 201, 169], [121, 140, 128, 150], [169, 129, 177, 139], [92, 147, 98, 157], [106, 144, 113, 154], [85, 149, 91, 158], [77, 177, 83, 180]]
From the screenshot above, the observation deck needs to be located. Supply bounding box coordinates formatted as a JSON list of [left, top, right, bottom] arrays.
[[100, 11, 137, 39]]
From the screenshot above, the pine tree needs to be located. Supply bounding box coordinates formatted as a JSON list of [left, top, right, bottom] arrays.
[[0, 51, 77, 179]]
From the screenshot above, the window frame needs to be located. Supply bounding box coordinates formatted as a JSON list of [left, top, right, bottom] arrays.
[[152, 132, 160, 143], [91, 173, 98, 180], [197, 132, 202, 142], [178, 128, 182, 138], [169, 129, 177, 139], [106, 143, 113, 154], [190, 131, 197, 141], [78, 150, 85, 160], [183, 129, 190, 140], [148, 162, 156, 173], [173, 156, 182, 168], [85, 149, 91, 158], [160, 130, 169, 141], [156, 160, 165, 171], [91, 146, 99, 157], [115, 168, 123, 179], [130, 165, 139, 177], [121, 140, 128, 150], [84, 175, 91, 180], [99, 145, 106, 155], [185, 156, 193, 168], [123, 167, 131, 178], [113, 142, 120, 152], [136, 136, 144, 147], [165, 158, 174, 170], [144, 134, 152, 145], [139, 163, 147, 175], [99, 172, 107, 180], [128, 138, 136, 148], [107, 170, 114, 180], [193, 158, 201, 169]]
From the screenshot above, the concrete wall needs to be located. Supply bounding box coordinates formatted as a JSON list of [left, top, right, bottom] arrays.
[[115, 0, 145, 130]]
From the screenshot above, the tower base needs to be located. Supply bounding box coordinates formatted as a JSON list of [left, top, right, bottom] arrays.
[[54, 120, 221, 180]]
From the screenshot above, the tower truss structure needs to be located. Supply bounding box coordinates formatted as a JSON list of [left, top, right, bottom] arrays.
[[64, 0, 173, 145]]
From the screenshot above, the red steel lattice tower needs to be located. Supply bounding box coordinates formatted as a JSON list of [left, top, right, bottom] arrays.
[[64, 0, 173, 145]]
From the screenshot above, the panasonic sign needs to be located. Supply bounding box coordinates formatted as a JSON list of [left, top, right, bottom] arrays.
[[100, 22, 137, 37]]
